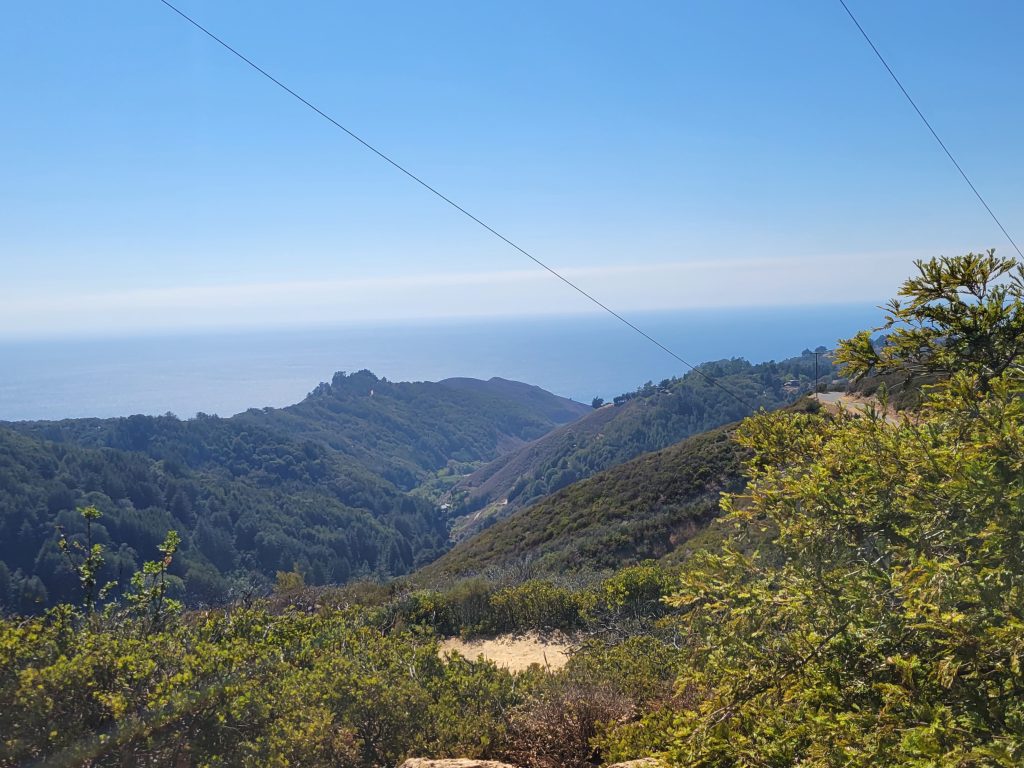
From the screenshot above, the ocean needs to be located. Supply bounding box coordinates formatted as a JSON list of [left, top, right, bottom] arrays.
[[0, 305, 883, 421]]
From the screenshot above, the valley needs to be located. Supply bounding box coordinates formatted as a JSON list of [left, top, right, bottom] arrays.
[[0, 353, 835, 612]]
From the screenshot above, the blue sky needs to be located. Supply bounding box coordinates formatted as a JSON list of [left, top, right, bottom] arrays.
[[2, 1, 1022, 338]]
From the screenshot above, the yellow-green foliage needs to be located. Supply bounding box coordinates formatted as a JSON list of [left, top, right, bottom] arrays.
[[274, 567, 307, 595], [0, 582, 680, 767], [598, 562, 675, 622], [394, 567, 677, 638], [0, 604, 520, 767], [489, 580, 587, 633], [600, 253, 1024, 766]]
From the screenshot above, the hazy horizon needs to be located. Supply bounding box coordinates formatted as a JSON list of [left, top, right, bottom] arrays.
[[2, 278, 893, 342], [1, 303, 883, 421]]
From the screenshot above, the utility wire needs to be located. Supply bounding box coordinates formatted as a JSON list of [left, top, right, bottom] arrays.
[[838, 0, 1023, 260], [156, 0, 759, 409]]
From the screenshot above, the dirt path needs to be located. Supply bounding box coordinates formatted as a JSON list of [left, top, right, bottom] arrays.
[[439, 632, 571, 672], [816, 392, 900, 425]]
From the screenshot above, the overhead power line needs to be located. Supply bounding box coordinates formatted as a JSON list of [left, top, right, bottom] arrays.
[[155, 0, 758, 409], [838, 0, 1023, 260]]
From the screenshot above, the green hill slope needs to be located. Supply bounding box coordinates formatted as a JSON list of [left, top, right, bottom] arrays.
[[11, 370, 588, 491], [447, 352, 836, 537], [417, 422, 750, 581], [437, 376, 590, 424]]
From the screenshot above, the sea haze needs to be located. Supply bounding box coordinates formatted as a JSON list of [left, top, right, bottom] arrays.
[[0, 305, 883, 421]]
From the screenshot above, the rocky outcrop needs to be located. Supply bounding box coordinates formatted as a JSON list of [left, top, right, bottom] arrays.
[[398, 760, 519, 768]]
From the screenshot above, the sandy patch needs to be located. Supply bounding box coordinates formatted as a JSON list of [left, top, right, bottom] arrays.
[[816, 392, 900, 424], [439, 632, 571, 672]]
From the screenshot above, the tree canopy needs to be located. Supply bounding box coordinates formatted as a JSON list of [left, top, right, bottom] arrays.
[[839, 249, 1024, 388]]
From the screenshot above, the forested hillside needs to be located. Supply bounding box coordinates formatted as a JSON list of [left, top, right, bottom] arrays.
[[0, 373, 586, 611], [0, 423, 446, 612], [449, 351, 837, 535], [10, 371, 588, 491]]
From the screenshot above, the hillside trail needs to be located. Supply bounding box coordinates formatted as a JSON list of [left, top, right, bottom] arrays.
[[439, 632, 571, 672], [816, 391, 901, 425]]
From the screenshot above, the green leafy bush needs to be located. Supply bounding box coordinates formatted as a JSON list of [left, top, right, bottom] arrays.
[[608, 252, 1024, 767]]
